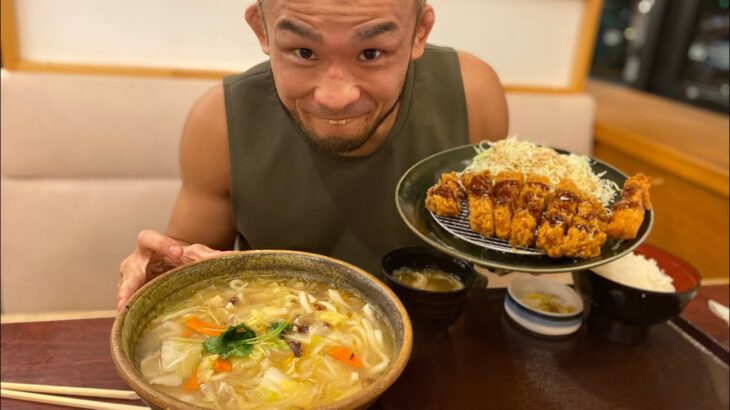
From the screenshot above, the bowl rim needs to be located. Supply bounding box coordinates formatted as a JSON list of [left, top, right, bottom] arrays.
[[507, 277, 585, 320], [577, 243, 702, 296], [503, 297, 583, 336], [579, 268, 701, 297], [110, 249, 414, 410]]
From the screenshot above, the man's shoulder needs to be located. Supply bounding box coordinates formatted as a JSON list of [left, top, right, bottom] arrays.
[[454, 51, 509, 142]]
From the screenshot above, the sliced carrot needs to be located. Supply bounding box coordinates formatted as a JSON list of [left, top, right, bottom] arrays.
[[181, 327, 193, 337], [213, 357, 232, 372], [183, 372, 200, 390], [184, 317, 224, 336], [328, 346, 362, 368]]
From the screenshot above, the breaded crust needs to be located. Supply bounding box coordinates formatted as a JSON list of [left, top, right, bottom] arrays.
[[425, 172, 465, 217]]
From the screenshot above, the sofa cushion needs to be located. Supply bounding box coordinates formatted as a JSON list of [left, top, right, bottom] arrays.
[[506, 92, 595, 155], [1, 70, 217, 313], [1, 70, 216, 178]]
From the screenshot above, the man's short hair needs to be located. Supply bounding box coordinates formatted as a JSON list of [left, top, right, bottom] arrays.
[[256, 0, 427, 14]]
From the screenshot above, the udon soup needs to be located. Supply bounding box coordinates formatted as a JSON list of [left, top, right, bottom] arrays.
[[135, 277, 394, 409]]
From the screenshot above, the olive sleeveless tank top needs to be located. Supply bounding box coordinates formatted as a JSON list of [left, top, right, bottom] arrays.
[[224, 44, 468, 277]]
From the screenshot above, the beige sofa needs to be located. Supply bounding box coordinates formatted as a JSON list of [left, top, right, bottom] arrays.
[[0, 69, 217, 313], [0, 69, 593, 314]]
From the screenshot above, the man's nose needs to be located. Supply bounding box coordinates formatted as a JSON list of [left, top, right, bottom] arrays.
[[313, 65, 360, 112]]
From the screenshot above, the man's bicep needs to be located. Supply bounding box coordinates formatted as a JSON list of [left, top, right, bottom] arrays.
[[166, 85, 236, 250], [458, 51, 509, 143], [167, 187, 237, 250]]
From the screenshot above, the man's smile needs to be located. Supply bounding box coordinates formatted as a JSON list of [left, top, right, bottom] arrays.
[[325, 118, 352, 125]]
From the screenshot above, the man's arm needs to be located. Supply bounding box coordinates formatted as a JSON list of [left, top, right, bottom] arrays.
[[458, 51, 509, 143], [117, 85, 236, 309], [166, 85, 237, 249]]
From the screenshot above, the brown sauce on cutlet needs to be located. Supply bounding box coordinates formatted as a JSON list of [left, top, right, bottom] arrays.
[[612, 200, 640, 211], [622, 185, 639, 198], [556, 191, 579, 203], [582, 212, 599, 222], [546, 213, 566, 227], [523, 183, 549, 212], [528, 182, 549, 192], [432, 184, 457, 200], [469, 175, 492, 197], [527, 204, 543, 219], [493, 180, 519, 205]]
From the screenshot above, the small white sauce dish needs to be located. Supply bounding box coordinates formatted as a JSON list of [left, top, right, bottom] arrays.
[[504, 277, 585, 336]]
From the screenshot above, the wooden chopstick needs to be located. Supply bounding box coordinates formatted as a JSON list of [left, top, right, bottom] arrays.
[[1, 382, 140, 400], [1, 388, 149, 410]]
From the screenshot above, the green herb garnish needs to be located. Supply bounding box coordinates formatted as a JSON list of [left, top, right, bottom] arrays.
[[203, 323, 255, 359], [202, 321, 291, 359]]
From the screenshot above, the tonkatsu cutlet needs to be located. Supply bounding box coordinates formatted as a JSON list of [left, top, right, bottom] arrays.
[[425, 172, 465, 218], [535, 180, 582, 257], [492, 171, 524, 240], [562, 198, 608, 259], [607, 173, 652, 240], [461, 171, 495, 237], [510, 174, 550, 247]]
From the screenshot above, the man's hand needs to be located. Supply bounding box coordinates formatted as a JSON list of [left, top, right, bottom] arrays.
[[116, 230, 222, 310]]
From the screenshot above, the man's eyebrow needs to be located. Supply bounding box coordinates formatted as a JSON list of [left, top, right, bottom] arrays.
[[276, 19, 322, 41], [355, 22, 398, 40]]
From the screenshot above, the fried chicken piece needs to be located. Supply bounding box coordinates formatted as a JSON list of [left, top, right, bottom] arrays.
[[492, 171, 524, 240], [562, 198, 609, 259], [535, 180, 582, 258], [425, 172, 465, 217], [607, 173, 653, 240], [510, 175, 550, 247], [461, 171, 495, 237]]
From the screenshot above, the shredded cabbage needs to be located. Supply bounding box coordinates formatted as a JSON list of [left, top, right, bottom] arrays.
[[464, 137, 619, 206]]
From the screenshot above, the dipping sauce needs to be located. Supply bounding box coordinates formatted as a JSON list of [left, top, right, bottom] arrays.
[[392, 267, 464, 292], [520, 292, 576, 314]]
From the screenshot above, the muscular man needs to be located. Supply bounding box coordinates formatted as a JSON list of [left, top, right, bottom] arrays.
[[117, 0, 508, 310]]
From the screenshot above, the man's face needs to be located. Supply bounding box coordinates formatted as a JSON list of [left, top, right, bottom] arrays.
[[249, 0, 430, 155]]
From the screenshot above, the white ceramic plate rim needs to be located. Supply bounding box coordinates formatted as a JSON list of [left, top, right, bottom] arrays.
[[504, 297, 582, 336]]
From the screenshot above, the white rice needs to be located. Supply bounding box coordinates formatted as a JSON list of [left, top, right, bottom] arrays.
[[592, 252, 675, 292]]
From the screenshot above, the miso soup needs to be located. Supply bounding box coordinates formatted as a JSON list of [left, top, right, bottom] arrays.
[[391, 267, 464, 292], [135, 277, 394, 409]]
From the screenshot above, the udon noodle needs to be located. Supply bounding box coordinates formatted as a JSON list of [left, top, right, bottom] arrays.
[[135, 277, 394, 409]]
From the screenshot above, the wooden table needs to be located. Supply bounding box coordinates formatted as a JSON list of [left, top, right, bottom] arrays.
[[2, 285, 727, 409]]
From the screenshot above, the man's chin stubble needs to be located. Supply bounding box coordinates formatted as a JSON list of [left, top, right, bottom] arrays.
[[299, 123, 374, 154], [294, 100, 400, 155]]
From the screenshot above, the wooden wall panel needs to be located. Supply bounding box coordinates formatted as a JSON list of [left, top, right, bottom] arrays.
[[594, 144, 729, 279]]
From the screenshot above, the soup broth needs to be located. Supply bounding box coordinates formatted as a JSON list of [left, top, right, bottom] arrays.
[[391, 267, 464, 292], [135, 277, 394, 409]]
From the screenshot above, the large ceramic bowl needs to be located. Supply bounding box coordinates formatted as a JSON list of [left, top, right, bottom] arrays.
[[111, 250, 413, 410], [572, 244, 701, 344]]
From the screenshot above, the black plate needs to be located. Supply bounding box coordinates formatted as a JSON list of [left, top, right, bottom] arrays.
[[395, 144, 653, 273]]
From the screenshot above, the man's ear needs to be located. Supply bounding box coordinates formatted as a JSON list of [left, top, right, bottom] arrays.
[[411, 5, 435, 60], [245, 4, 269, 55]]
